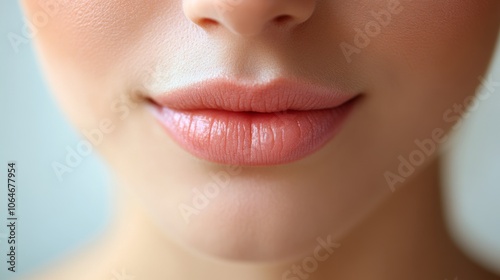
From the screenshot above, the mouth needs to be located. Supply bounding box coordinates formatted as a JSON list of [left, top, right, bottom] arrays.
[[146, 78, 360, 166]]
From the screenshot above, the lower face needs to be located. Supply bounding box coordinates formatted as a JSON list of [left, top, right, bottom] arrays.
[[22, 0, 500, 261]]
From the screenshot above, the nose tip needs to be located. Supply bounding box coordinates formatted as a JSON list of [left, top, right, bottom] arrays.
[[183, 0, 316, 36]]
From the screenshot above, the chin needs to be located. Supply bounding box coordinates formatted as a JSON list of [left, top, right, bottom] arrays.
[[145, 175, 347, 263], [179, 214, 335, 263]]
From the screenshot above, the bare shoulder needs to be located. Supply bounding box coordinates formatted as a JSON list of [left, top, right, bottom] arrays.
[[17, 237, 119, 280], [18, 253, 97, 280]]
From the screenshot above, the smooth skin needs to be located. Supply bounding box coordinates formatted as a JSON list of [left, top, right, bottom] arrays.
[[20, 0, 500, 279]]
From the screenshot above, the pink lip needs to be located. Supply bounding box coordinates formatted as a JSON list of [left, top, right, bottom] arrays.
[[148, 78, 359, 165]]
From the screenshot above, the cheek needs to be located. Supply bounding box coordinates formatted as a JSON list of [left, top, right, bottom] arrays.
[[361, 1, 500, 109], [21, 1, 183, 130], [342, 1, 500, 191], [393, 1, 500, 69], [406, 2, 499, 113], [24, 0, 163, 72]]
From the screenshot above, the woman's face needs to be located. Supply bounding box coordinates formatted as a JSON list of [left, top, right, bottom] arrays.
[[22, 0, 500, 261]]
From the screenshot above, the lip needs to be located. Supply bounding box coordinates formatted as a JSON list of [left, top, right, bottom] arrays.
[[148, 78, 359, 165]]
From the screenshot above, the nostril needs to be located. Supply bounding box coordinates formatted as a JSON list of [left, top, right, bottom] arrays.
[[273, 15, 293, 25], [198, 18, 219, 28]]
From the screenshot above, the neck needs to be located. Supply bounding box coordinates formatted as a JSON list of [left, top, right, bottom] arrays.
[[101, 157, 494, 280]]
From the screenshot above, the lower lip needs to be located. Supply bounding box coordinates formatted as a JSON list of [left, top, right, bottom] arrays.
[[149, 98, 357, 165]]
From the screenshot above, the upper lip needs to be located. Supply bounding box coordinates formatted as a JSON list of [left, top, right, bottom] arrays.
[[149, 78, 357, 113]]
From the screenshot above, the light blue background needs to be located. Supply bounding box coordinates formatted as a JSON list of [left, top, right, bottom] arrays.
[[1, 1, 500, 279], [1, 2, 111, 279]]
